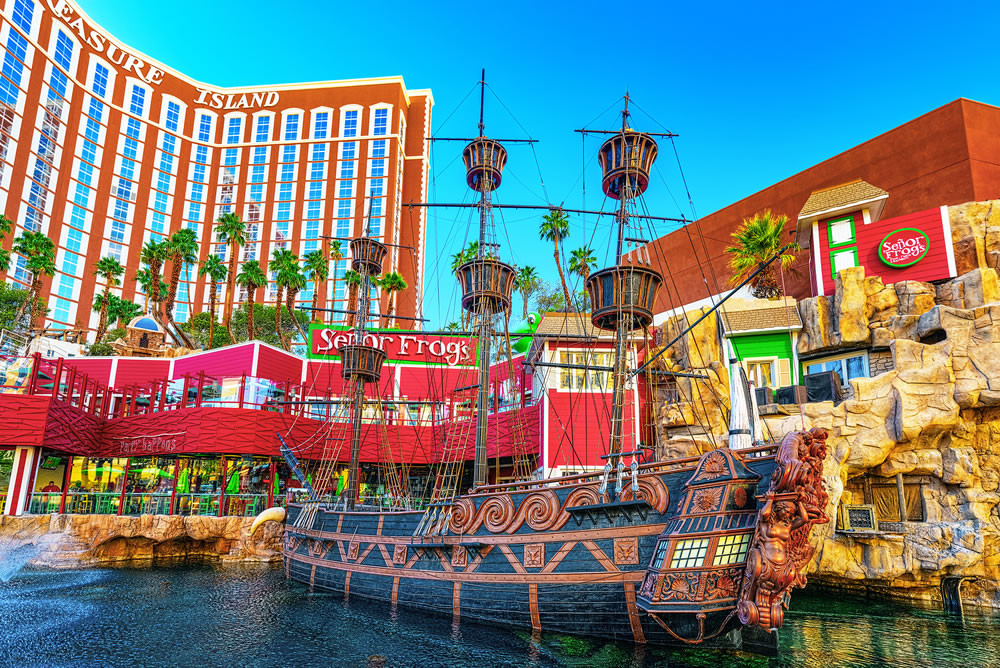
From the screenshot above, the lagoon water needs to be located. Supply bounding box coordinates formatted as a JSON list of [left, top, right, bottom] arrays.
[[1, 565, 998, 667]]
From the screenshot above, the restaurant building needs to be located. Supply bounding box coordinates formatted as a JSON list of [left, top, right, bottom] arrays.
[[0, 0, 432, 338], [0, 327, 539, 517]]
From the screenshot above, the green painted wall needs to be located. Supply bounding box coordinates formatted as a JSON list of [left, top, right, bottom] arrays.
[[727, 331, 797, 384]]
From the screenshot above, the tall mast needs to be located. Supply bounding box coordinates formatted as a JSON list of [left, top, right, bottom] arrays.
[[341, 194, 388, 510], [456, 70, 515, 488], [585, 95, 662, 499]]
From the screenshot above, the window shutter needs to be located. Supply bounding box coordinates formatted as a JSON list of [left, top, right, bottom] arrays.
[[778, 358, 792, 387]]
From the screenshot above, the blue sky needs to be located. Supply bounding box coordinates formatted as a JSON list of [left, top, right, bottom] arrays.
[[81, 0, 1000, 328]]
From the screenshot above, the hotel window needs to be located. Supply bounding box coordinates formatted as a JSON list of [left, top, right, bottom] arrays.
[[281, 145, 297, 163], [370, 159, 386, 178], [254, 115, 271, 142], [91, 64, 109, 99], [197, 114, 213, 142], [336, 200, 352, 221], [194, 145, 209, 164], [165, 101, 181, 132], [669, 538, 709, 569], [342, 110, 358, 138], [558, 350, 611, 390], [372, 108, 388, 136], [129, 86, 146, 116], [284, 113, 299, 140], [309, 144, 326, 162], [806, 351, 869, 386], [279, 163, 295, 182], [125, 118, 142, 140], [712, 533, 752, 566], [337, 180, 353, 199], [53, 31, 73, 70], [339, 160, 355, 179], [341, 142, 357, 160], [313, 111, 329, 139], [109, 220, 126, 243], [252, 146, 267, 164], [305, 220, 319, 238], [226, 117, 243, 144], [371, 139, 386, 158], [306, 201, 321, 219], [223, 148, 239, 166], [12, 0, 33, 33], [0, 31, 28, 106], [307, 181, 323, 200]]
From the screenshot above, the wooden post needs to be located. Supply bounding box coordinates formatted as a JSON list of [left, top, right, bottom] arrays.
[[196, 371, 205, 407], [218, 457, 228, 517], [59, 455, 73, 514], [52, 358, 64, 400], [129, 384, 138, 415], [267, 460, 275, 508], [158, 376, 168, 411], [895, 473, 907, 523], [27, 352, 41, 394], [117, 458, 131, 516], [238, 375, 246, 409], [169, 458, 179, 515]]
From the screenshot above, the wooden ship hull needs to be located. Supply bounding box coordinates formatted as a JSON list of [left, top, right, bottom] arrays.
[[280, 436, 827, 653]]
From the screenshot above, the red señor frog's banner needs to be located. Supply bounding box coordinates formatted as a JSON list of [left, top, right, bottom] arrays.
[[308, 325, 480, 367], [879, 228, 929, 267]]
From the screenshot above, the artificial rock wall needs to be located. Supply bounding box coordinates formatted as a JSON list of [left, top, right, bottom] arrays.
[[0, 513, 283, 568]]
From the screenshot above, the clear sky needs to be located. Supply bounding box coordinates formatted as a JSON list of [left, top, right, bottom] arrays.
[[80, 0, 1000, 328]]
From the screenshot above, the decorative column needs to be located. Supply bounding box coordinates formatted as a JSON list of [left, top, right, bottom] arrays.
[[2, 446, 41, 516]]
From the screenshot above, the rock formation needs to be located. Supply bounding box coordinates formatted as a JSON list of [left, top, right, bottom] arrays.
[[0, 513, 282, 568]]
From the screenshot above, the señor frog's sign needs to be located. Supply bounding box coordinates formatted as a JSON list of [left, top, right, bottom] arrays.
[[308, 325, 479, 368], [878, 228, 930, 268]]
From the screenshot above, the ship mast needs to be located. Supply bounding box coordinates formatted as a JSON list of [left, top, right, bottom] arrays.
[[585, 94, 663, 500], [456, 69, 515, 487], [340, 199, 389, 510]]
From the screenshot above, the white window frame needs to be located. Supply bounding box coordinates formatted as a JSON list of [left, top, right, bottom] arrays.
[[743, 356, 778, 388], [805, 350, 870, 384]]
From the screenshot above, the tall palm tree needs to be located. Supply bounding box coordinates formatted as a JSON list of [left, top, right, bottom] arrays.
[[139, 239, 168, 318], [0, 214, 13, 273], [198, 255, 227, 348], [539, 208, 572, 307], [282, 258, 308, 345], [12, 230, 56, 330], [216, 212, 246, 340], [114, 299, 142, 329], [444, 321, 461, 332], [163, 228, 199, 323], [93, 255, 124, 341], [328, 240, 343, 325], [569, 247, 597, 282], [725, 209, 800, 299], [379, 271, 407, 328], [269, 248, 296, 350], [514, 266, 540, 320], [235, 260, 267, 341], [302, 248, 328, 324], [344, 269, 362, 327]]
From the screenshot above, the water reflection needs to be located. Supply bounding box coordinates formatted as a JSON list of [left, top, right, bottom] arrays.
[[1, 567, 998, 667]]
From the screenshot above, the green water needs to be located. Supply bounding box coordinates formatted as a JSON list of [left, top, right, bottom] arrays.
[[0, 565, 996, 667]]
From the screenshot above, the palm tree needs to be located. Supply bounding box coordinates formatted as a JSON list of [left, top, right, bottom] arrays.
[[303, 249, 328, 324], [569, 247, 597, 282], [139, 240, 168, 318], [282, 258, 308, 345], [216, 212, 246, 340], [269, 248, 296, 349], [539, 208, 572, 307], [93, 255, 124, 341], [163, 228, 199, 323], [514, 266, 540, 320], [235, 260, 267, 341], [379, 271, 407, 328], [725, 209, 800, 299], [114, 299, 142, 328], [198, 255, 227, 348], [12, 230, 56, 330], [328, 240, 343, 325], [0, 214, 13, 273], [444, 321, 461, 332], [344, 269, 362, 327]]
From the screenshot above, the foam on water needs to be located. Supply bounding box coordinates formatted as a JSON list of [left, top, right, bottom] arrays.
[[0, 538, 40, 582]]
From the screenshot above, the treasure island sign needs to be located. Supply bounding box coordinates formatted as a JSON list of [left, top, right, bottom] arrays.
[[308, 325, 480, 368], [878, 227, 930, 268]]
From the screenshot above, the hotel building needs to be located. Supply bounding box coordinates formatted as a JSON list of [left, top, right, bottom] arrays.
[[0, 0, 432, 339]]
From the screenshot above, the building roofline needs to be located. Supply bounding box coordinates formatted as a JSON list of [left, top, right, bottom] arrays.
[[51, 0, 429, 102]]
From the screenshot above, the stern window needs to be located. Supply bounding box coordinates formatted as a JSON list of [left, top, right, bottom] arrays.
[[669, 538, 709, 569], [712, 533, 752, 566]]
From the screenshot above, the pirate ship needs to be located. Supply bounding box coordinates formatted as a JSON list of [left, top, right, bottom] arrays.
[[256, 76, 830, 653]]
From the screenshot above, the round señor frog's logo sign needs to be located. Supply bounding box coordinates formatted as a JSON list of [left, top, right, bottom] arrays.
[[879, 228, 929, 267]]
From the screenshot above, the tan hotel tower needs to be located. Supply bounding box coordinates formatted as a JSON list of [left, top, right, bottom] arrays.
[[0, 0, 432, 339]]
